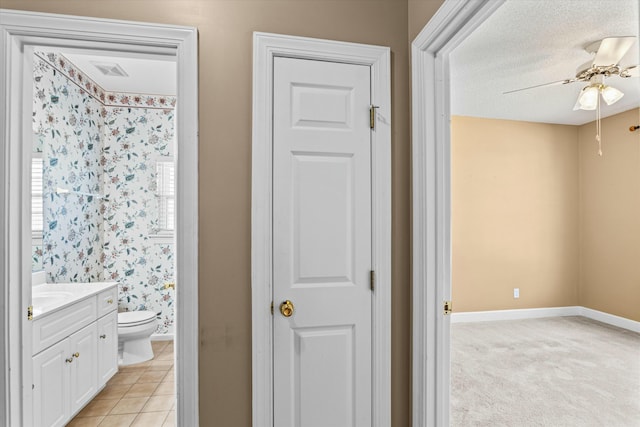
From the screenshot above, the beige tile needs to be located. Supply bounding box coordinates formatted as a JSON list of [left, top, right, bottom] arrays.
[[123, 382, 159, 398], [109, 397, 149, 415], [145, 362, 172, 372], [162, 411, 176, 427], [161, 372, 174, 384], [67, 415, 105, 426], [118, 365, 147, 374], [98, 414, 137, 427], [137, 370, 167, 383], [152, 381, 174, 396], [77, 399, 119, 417], [141, 395, 175, 413], [150, 360, 173, 368], [156, 352, 174, 361], [108, 372, 142, 386], [131, 411, 169, 427], [96, 384, 132, 400], [151, 341, 168, 352], [125, 360, 153, 369]]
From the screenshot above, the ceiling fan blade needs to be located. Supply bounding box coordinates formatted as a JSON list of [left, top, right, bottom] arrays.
[[503, 78, 575, 94], [592, 36, 636, 66]]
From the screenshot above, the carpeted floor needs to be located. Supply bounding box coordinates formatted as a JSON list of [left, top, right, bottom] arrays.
[[451, 316, 640, 426]]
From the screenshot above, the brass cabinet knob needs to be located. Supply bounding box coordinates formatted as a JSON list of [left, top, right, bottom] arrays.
[[100, 334, 107, 339], [107, 298, 114, 304], [73, 352, 80, 358], [280, 300, 294, 317], [65, 358, 73, 363]]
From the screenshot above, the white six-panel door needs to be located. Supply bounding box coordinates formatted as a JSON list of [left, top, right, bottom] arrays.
[[273, 56, 373, 427]]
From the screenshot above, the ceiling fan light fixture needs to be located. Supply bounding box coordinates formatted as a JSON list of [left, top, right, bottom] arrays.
[[576, 85, 599, 110], [601, 85, 624, 105]]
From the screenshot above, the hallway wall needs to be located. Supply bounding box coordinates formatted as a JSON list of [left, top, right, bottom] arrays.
[[1, 1, 441, 425]]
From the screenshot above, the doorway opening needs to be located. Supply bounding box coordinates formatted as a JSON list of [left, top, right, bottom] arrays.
[[1, 10, 198, 426]]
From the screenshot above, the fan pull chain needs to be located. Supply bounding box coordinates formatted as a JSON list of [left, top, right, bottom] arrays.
[[596, 94, 602, 156]]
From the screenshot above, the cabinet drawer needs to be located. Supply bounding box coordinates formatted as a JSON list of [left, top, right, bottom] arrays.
[[97, 286, 118, 317], [33, 297, 97, 356]]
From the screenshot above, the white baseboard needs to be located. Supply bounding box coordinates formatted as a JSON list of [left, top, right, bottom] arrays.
[[151, 333, 174, 341], [451, 307, 581, 323], [579, 307, 640, 333], [452, 306, 640, 333]]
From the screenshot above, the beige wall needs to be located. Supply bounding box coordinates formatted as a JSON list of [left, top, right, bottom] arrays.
[[452, 111, 640, 321], [451, 116, 580, 312], [578, 108, 640, 322], [408, 0, 445, 40], [2, 1, 440, 426]]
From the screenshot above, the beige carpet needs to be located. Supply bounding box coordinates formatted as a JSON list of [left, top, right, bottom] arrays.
[[451, 316, 640, 426]]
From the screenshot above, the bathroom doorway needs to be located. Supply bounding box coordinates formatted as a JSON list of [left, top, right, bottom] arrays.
[[31, 47, 178, 425], [0, 11, 198, 426]]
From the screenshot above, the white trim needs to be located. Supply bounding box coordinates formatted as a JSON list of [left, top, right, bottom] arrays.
[[579, 307, 640, 333], [450, 307, 640, 333], [411, 1, 506, 426], [251, 32, 391, 427], [151, 333, 175, 341], [0, 10, 198, 426], [451, 307, 582, 323]]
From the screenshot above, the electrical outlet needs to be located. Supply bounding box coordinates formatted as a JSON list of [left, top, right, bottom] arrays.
[[513, 288, 520, 299]]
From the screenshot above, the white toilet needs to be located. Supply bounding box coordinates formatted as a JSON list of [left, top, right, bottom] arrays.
[[117, 311, 158, 366]]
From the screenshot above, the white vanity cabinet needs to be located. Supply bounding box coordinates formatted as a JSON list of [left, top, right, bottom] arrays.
[[31, 283, 118, 427], [97, 310, 118, 386], [69, 322, 99, 414], [32, 340, 70, 427]]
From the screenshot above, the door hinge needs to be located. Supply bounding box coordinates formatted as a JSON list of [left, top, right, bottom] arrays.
[[370, 270, 375, 291], [369, 105, 379, 130], [27, 305, 33, 321], [270, 301, 274, 315], [444, 300, 452, 315]]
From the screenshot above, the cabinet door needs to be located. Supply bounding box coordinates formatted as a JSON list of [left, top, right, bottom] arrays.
[[97, 311, 119, 386], [33, 339, 70, 427], [69, 322, 99, 415]]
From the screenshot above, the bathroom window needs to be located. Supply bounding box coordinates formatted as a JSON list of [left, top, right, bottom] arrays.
[[32, 156, 44, 239], [154, 159, 175, 238]]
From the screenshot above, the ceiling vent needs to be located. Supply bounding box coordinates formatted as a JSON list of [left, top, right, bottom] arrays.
[[91, 61, 129, 77]]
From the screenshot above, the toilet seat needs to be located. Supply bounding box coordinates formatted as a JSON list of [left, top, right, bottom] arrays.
[[118, 310, 156, 327]]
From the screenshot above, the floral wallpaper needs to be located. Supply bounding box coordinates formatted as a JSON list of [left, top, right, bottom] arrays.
[[33, 54, 105, 283], [32, 51, 176, 334], [102, 106, 176, 333]]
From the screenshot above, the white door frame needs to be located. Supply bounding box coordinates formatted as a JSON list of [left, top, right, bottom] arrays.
[[0, 10, 199, 426], [251, 32, 391, 427], [410, 1, 505, 426]]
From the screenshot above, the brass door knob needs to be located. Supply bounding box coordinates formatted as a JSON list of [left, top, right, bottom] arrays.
[[100, 334, 107, 339], [73, 352, 80, 358], [280, 300, 294, 317]]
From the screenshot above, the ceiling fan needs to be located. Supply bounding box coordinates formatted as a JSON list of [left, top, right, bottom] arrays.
[[504, 36, 638, 156], [504, 36, 638, 110]]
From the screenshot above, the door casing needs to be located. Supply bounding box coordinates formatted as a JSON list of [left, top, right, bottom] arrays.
[[251, 32, 391, 427], [0, 10, 199, 426], [410, 1, 506, 426]]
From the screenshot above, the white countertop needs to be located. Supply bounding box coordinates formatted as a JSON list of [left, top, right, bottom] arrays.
[[32, 282, 118, 319]]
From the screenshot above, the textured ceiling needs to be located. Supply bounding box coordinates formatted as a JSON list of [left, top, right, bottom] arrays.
[[450, 0, 640, 125]]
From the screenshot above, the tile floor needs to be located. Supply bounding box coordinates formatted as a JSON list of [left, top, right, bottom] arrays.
[[68, 340, 175, 427]]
